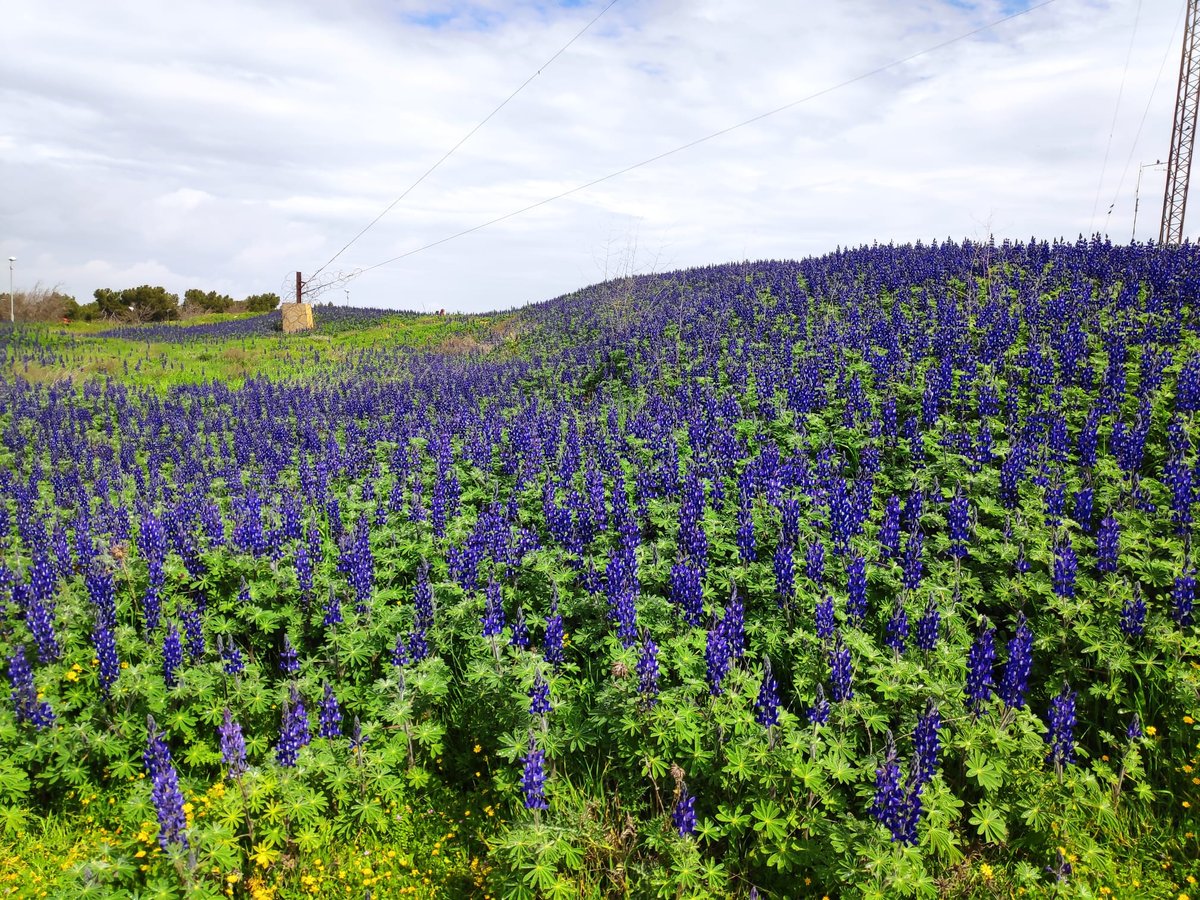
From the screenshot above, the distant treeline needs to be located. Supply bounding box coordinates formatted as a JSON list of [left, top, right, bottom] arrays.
[[6, 285, 283, 323]]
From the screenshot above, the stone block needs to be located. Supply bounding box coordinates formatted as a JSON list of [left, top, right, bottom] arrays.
[[282, 303, 314, 333]]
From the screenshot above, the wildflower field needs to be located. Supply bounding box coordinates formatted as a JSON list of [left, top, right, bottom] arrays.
[[2, 238, 1199, 899]]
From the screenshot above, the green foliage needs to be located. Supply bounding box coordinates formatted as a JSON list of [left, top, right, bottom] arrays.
[[93, 284, 180, 321], [244, 293, 280, 313], [183, 289, 233, 314]]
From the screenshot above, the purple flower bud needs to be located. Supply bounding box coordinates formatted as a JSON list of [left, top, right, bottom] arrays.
[[753, 654, 780, 728], [144, 715, 188, 850], [520, 734, 548, 810], [672, 782, 696, 837], [219, 707, 246, 778]]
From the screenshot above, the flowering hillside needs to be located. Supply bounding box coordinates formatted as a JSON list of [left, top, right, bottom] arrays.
[[1, 237, 1198, 898]]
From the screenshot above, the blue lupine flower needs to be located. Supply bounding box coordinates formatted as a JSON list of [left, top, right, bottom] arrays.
[[672, 783, 696, 837], [144, 715, 188, 851], [19, 585, 60, 665], [670, 558, 704, 627], [807, 683, 830, 726], [1052, 538, 1078, 600], [912, 700, 941, 790], [846, 555, 868, 623], [217, 635, 244, 677], [885, 599, 909, 653], [806, 540, 826, 585], [481, 576, 505, 638], [1044, 682, 1077, 773], [280, 635, 300, 675], [815, 595, 836, 643], [276, 683, 311, 767], [520, 734, 548, 810], [529, 670, 551, 717], [543, 595, 564, 667], [915, 595, 939, 652], [391, 633, 410, 668], [1126, 713, 1143, 741], [1097, 511, 1120, 574], [736, 502, 756, 564], [965, 621, 996, 714], [637, 633, 661, 708], [753, 654, 781, 728], [1073, 486, 1094, 534], [7, 645, 54, 729], [181, 602, 205, 662], [1047, 848, 1073, 884], [510, 604, 531, 650], [705, 621, 732, 697], [902, 529, 925, 593], [947, 488, 970, 559], [323, 586, 343, 629], [1172, 570, 1195, 627], [998, 614, 1033, 710], [829, 632, 854, 702], [871, 731, 906, 842], [349, 716, 368, 760], [318, 681, 342, 739], [219, 707, 246, 778], [408, 560, 434, 661], [1015, 542, 1031, 576], [162, 624, 183, 688]]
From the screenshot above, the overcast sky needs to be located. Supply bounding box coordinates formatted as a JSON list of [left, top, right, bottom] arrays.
[[0, 0, 1185, 313]]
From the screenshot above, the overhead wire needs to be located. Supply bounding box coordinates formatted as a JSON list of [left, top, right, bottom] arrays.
[[1105, 1, 1186, 237], [308, 0, 622, 283], [1092, 0, 1143, 233], [349, 0, 1062, 279]]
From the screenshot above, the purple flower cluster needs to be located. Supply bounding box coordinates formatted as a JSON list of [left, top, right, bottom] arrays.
[[318, 681, 342, 738], [276, 683, 311, 767], [965, 621, 996, 714], [998, 614, 1033, 711], [1044, 682, 1078, 773], [637, 634, 660, 705], [219, 707, 246, 778], [672, 782, 696, 837], [144, 716, 188, 850], [753, 654, 781, 728], [162, 624, 183, 688], [7, 645, 54, 728], [520, 734, 548, 810]]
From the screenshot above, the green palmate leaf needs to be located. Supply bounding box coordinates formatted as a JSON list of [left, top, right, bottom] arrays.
[[923, 822, 963, 865], [965, 751, 1005, 791], [968, 801, 1008, 844], [751, 798, 788, 842], [0, 805, 30, 836]]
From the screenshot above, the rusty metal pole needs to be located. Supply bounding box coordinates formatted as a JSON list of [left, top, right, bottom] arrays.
[[1161, 0, 1200, 245], [295, 271, 303, 304]]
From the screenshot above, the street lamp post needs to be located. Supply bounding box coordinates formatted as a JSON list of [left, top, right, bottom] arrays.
[[1133, 161, 1166, 242], [7, 257, 14, 323]]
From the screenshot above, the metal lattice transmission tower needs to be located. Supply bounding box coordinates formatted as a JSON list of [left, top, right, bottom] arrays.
[[1161, 0, 1200, 244]]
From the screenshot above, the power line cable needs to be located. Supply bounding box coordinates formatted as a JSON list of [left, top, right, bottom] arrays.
[[350, 0, 1061, 278], [309, 0, 622, 282], [1105, 1, 1186, 234], [1092, 0, 1142, 232]]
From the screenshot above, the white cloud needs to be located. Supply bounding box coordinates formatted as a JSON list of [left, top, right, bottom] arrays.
[[0, 0, 1182, 311]]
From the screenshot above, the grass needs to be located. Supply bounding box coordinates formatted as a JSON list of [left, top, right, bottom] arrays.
[[8, 312, 520, 390]]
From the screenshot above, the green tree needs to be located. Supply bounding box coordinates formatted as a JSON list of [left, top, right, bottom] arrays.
[[244, 292, 281, 313], [123, 285, 179, 321], [92, 287, 126, 318], [183, 288, 233, 313], [63, 300, 100, 322]]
